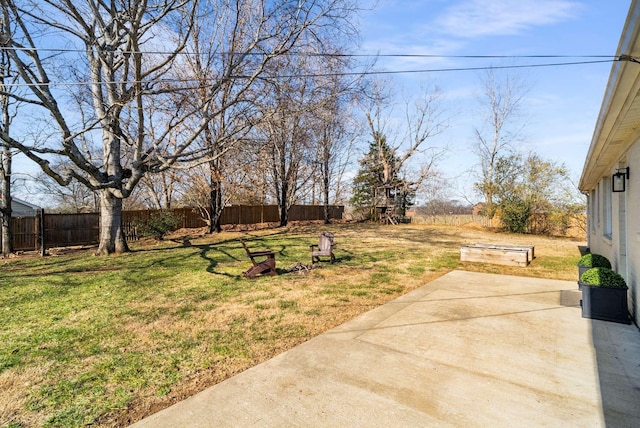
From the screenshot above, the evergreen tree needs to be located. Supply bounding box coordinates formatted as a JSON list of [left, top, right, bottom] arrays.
[[351, 133, 414, 221], [350, 142, 381, 219]]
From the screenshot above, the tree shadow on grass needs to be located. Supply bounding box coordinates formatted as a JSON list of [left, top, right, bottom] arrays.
[[192, 234, 291, 277], [192, 242, 232, 277]]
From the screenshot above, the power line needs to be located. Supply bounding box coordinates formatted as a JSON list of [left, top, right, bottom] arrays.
[[342, 54, 616, 59], [0, 58, 618, 88], [267, 59, 615, 77], [0, 45, 617, 59]]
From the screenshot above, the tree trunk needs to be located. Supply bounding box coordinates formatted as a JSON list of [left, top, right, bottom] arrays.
[[96, 190, 129, 255], [279, 182, 288, 227], [0, 202, 10, 257], [1, 144, 11, 257], [204, 118, 224, 234], [322, 157, 330, 225], [1, 60, 12, 256], [208, 183, 223, 233], [207, 155, 223, 233]]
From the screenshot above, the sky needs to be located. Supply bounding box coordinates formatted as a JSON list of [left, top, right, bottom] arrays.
[[8, 0, 633, 206], [356, 0, 632, 203]]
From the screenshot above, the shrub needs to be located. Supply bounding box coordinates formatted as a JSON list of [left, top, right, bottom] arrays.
[[580, 267, 627, 288], [577, 253, 611, 268], [500, 197, 531, 234], [136, 211, 181, 240]]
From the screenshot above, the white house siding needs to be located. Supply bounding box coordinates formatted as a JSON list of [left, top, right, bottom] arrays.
[[581, 0, 640, 325], [621, 143, 640, 321], [587, 143, 639, 323]]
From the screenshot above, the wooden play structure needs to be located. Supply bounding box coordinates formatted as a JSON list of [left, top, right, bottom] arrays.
[[375, 183, 412, 225]]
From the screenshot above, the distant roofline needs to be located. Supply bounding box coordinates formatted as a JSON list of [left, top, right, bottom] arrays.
[[9, 196, 42, 210]]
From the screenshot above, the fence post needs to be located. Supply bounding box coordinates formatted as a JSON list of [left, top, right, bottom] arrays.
[[38, 209, 46, 256]]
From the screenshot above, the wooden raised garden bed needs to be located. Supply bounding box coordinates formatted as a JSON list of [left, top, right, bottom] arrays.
[[460, 243, 534, 267]]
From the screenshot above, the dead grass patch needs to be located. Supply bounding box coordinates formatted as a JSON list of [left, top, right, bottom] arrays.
[[0, 365, 52, 428]]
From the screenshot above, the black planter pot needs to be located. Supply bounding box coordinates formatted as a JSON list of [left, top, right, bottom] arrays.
[[578, 265, 590, 282], [581, 284, 630, 324]]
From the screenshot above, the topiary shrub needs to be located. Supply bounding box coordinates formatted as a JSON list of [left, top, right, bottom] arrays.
[[580, 267, 627, 288], [136, 211, 181, 240], [577, 253, 611, 269]]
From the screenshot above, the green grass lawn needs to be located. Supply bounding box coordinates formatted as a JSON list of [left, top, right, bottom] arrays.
[[0, 223, 584, 427]]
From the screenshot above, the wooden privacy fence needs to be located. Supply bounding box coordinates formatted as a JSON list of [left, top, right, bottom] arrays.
[[122, 205, 344, 239], [122, 208, 209, 240], [46, 213, 100, 248], [219, 204, 344, 224], [221, 205, 279, 225], [2, 213, 100, 252], [2, 204, 344, 251], [7, 216, 39, 251], [409, 214, 498, 228]]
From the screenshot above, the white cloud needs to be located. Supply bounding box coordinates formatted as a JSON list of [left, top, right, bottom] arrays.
[[435, 0, 582, 38]]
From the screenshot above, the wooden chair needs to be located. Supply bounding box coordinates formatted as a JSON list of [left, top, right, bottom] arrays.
[[240, 240, 277, 278], [310, 232, 336, 264]]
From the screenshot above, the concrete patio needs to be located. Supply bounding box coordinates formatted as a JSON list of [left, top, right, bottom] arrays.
[[131, 270, 640, 427]]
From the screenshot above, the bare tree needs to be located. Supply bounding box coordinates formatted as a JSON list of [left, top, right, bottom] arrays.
[[261, 54, 318, 226], [137, 169, 185, 210], [226, 147, 272, 204], [179, 147, 268, 225], [473, 67, 528, 218], [0, 47, 16, 256], [170, 0, 360, 232], [260, 40, 365, 226], [311, 54, 363, 223], [359, 80, 448, 220], [174, 1, 266, 232], [34, 163, 99, 213], [0, 0, 359, 254], [0, 0, 202, 254]]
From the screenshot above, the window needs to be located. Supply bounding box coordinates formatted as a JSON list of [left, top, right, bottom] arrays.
[[603, 176, 612, 238]]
